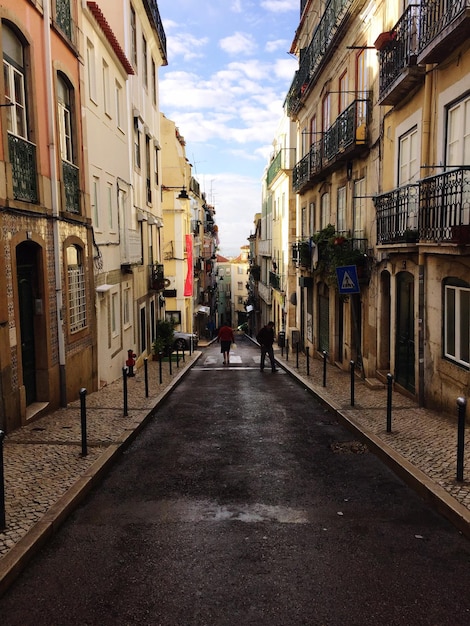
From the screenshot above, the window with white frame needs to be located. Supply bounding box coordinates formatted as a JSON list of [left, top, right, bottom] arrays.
[[151, 58, 157, 105], [445, 282, 470, 367], [309, 201, 315, 235], [57, 73, 73, 163], [102, 59, 110, 116], [356, 49, 369, 124], [3, 24, 27, 138], [142, 35, 148, 88], [320, 192, 330, 229], [130, 6, 137, 68], [115, 80, 122, 128], [337, 186, 346, 233], [398, 127, 419, 185], [353, 178, 366, 238], [111, 291, 118, 337], [67, 244, 87, 333], [93, 176, 100, 227], [123, 286, 131, 326], [134, 118, 141, 169], [447, 95, 470, 166], [86, 39, 97, 103], [107, 181, 113, 230]]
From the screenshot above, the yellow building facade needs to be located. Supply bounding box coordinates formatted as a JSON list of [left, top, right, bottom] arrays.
[[282, 0, 470, 416]]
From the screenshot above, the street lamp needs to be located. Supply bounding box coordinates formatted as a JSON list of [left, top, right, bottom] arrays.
[[162, 185, 189, 199]]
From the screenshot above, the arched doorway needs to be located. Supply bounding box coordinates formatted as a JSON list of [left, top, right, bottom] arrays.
[[16, 241, 40, 405], [395, 271, 415, 393]]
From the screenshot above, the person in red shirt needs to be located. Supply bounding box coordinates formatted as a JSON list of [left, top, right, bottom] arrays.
[[217, 325, 235, 365]]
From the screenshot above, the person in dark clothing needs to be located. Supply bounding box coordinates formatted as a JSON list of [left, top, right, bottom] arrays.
[[256, 321, 277, 372], [217, 325, 235, 364]]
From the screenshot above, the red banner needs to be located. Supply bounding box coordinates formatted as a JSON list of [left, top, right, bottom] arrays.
[[184, 234, 193, 296]]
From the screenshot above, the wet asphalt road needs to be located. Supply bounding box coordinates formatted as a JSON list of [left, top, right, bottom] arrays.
[[1, 335, 470, 625]]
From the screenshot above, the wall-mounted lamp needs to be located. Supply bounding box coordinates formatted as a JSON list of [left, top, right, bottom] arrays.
[[162, 185, 189, 199]]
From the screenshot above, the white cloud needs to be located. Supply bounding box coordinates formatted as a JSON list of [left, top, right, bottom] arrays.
[[200, 173, 261, 256], [219, 32, 257, 56], [265, 38, 290, 53], [261, 0, 298, 12]]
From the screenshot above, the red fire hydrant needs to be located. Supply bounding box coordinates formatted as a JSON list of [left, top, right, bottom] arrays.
[[126, 349, 136, 377]]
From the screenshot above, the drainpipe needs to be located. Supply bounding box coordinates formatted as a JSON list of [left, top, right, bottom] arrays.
[[44, 3, 67, 405], [418, 66, 433, 407]]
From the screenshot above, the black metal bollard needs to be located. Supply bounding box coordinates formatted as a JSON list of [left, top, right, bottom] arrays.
[[296, 342, 299, 368], [0, 430, 5, 530], [169, 351, 172, 375], [123, 367, 128, 417], [144, 358, 149, 398], [456, 397, 467, 482], [79, 387, 87, 457], [306, 346, 310, 376], [182, 346, 185, 363], [286, 339, 289, 362], [350, 360, 355, 407], [176, 347, 180, 368], [386, 373, 393, 432], [322, 350, 327, 387], [159, 353, 163, 384]]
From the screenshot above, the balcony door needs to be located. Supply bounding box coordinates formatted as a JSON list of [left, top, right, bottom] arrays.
[[395, 271, 415, 393]]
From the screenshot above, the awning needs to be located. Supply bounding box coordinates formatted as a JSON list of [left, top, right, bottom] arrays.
[[196, 305, 210, 315]]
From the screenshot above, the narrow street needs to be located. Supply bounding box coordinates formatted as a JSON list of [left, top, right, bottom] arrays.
[[1, 335, 469, 626]]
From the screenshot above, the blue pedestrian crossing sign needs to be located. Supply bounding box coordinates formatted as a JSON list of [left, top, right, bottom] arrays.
[[336, 265, 360, 294]]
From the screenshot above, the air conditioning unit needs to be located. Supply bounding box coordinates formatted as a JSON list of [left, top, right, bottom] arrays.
[[290, 327, 300, 346]]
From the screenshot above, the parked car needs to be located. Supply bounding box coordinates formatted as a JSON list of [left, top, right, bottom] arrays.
[[173, 331, 198, 350]]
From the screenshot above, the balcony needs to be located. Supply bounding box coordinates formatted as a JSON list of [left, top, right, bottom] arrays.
[[62, 160, 80, 213], [292, 239, 312, 268], [418, 0, 470, 65], [375, 183, 419, 244], [143, 0, 167, 64], [269, 271, 281, 291], [266, 148, 296, 187], [285, 0, 355, 118], [8, 134, 38, 203], [292, 100, 369, 193], [149, 263, 165, 291], [419, 167, 470, 243], [55, 0, 75, 43], [376, 5, 425, 106]]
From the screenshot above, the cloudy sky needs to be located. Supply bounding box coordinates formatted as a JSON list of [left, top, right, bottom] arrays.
[[157, 0, 299, 257]]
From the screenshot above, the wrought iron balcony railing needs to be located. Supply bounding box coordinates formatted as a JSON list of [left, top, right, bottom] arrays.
[[56, 0, 73, 40], [143, 0, 167, 62], [285, 0, 353, 117], [419, 167, 470, 243], [292, 100, 369, 193], [376, 168, 470, 245], [8, 134, 38, 203], [149, 263, 165, 291], [418, 0, 470, 63], [377, 5, 423, 104], [269, 271, 281, 291], [62, 160, 80, 213], [266, 148, 296, 187], [375, 183, 419, 244], [323, 99, 368, 161]]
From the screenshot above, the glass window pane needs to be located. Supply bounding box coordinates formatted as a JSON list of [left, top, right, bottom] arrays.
[[446, 287, 456, 357], [459, 290, 469, 364]]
